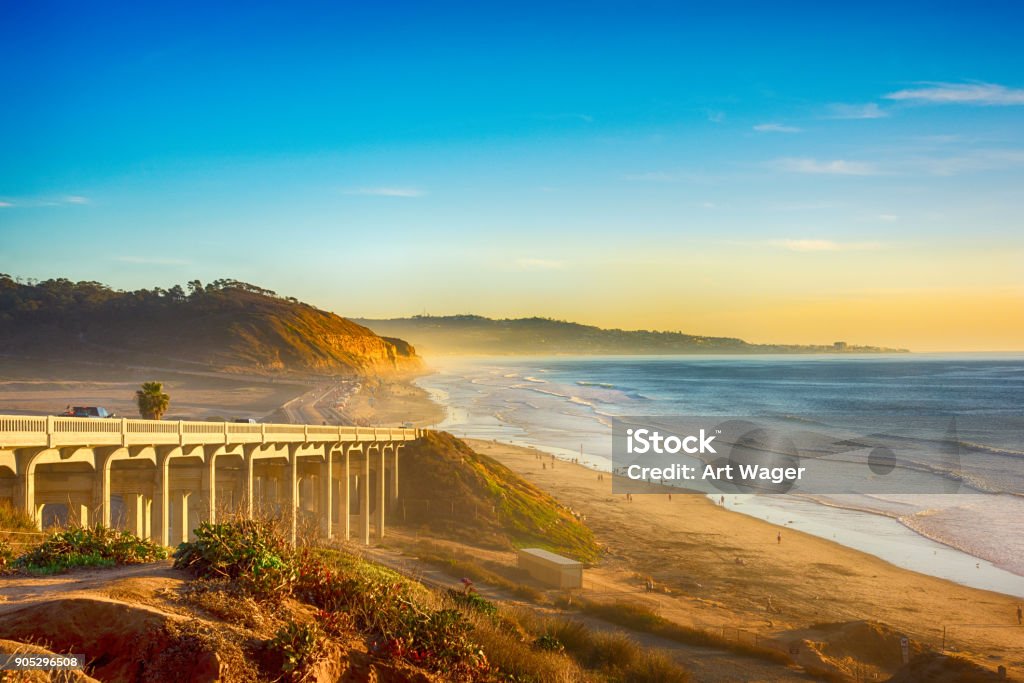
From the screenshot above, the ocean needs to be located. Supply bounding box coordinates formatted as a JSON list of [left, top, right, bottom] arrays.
[[416, 354, 1024, 598]]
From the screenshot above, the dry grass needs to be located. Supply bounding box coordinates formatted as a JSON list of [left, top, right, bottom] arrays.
[[410, 540, 545, 602], [504, 607, 691, 683], [142, 618, 261, 683], [178, 579, 275, 635], [576, 598, 792, 665]]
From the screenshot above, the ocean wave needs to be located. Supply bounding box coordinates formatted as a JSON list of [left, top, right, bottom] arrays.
[[577, 381, 617, 389], [523, 376, 547, 384], [955, 440, 1024, 458], [899, 510, 1024, 577]]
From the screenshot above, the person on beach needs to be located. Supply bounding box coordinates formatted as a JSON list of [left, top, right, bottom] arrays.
[[1017, 604, 1022, 625], [777, 531, 782, 544]]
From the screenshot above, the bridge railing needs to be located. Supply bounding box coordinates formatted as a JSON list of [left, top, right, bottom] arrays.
[[0, 415, 422, 449]]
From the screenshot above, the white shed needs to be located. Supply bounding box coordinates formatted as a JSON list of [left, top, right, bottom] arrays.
[[517, 547, 583, 589]]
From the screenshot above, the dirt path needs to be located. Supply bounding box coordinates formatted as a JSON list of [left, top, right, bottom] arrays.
[[0, 561, 179, 615]]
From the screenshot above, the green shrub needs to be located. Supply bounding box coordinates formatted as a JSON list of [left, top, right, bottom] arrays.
[[447, 588, 499, 618], [173, 519, 294, 597], [269, 621, 327, 682], [532, 633, 564, 653], [15, 524, 166, 574]]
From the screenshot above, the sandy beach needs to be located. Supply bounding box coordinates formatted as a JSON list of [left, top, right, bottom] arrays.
[[464, 438, 1024, 672]]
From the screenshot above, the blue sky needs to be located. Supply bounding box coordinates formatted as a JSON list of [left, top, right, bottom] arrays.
[[2, 1, 1023, 349]]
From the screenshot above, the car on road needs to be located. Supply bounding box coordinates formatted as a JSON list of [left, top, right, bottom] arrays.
[[65, 406, 116, 418], [233, 418, 258, 424]]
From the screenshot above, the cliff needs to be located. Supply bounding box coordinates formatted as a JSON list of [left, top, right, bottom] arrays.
[[0, 276, 422, 377]]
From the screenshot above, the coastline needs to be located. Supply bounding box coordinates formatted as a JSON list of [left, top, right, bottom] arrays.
[[463, 437, 1024, 663], [413, 357, 1024, 596]]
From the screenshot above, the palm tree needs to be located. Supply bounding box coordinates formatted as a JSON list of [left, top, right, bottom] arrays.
[[136, 381, 170, 420]]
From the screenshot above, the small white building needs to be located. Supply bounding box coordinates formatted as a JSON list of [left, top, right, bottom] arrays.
[[517, 547, 583, 589]]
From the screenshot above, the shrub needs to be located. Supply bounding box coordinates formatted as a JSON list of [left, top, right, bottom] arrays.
[[269, 621, 328, 683], [0, 538, 14, 574], [15, 524, 166, 574], [173, 519, 294, 597], [447, 588, 499, 618], [532, 634, 564, 653]]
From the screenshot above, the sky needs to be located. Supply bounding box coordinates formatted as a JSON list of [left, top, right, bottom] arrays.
[[1, 1, 1023, 351]]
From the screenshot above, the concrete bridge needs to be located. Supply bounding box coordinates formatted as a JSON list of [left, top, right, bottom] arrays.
[[0, 415, 421, 546]]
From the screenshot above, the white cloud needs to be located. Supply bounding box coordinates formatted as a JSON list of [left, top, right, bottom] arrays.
[[706, 110, 725, 123], [876, 214, 899, 222], [826, 103, 888, 119], [771, 158, 881, 176], [0, 195, 90, 207], [342, 187, 425, 197], [884, 82, 1024, 106], [910, 149, 1024, 175], [771, 239, 882, 252], [700, 201, 716, 209], [754, 123, 802, 133], [516, 258, 565, 270]]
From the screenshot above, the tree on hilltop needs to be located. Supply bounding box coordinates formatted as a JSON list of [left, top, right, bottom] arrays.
[[136, 381, 170, 420]]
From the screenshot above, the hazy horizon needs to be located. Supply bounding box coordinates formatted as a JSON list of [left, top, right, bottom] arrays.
[[2, 2, 1022, 352]]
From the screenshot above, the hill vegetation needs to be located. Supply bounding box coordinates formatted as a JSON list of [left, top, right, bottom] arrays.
[[396, 432, 599, 562], [0, 275, 422, 377], [356, 314, 908, 355]]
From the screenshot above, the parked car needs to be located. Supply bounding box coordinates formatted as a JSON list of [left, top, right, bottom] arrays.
[[68, 406, 116, 418], [233, 418, 258, 424]]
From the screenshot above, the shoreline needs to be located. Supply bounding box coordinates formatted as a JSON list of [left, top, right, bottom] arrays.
[[414, 361, 1024, 596], [463, 437, 1024, 663]]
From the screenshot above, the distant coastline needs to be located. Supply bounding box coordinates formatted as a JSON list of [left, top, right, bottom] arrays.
[[356, 314, 910, 356]]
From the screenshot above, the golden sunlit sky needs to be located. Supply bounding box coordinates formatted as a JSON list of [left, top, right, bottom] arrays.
[[2, 3, 1022, 352]]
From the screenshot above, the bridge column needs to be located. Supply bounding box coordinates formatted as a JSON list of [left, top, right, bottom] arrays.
[[175, 491, 191, 545], [377, 444, 390, 540], [153, 447, 180, 546], [341, 444, 354, 541], [391, 444, 402, 509], [125, 493, 146, 537], [70, 502, 89, 527], [242, 446, 255, 519], [14, 448, 44, 530], [361, 446, 373, 545], [94, 447, 130, 528], [288, 445, 299, 546], [320, 446, 333, 540], [203, 448, 218, 525], [143, 496, 152, 539]]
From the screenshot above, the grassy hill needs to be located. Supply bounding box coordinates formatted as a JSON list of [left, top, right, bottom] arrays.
[[396, 432, 599, 562], [356, 314, 908, 355], [0, 275, 422, 377]]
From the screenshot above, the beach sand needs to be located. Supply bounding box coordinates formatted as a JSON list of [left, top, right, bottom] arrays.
[[465, 438, 1024, 672], [0, 358, 310, 421]]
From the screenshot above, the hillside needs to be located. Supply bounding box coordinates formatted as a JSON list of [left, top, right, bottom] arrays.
[[355, 314, 909, 355], [0, 276, 422, 377], [396, 431, 599, 562]]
